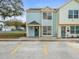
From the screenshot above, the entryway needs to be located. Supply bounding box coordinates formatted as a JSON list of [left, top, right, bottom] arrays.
[[35, 26, 39, 37], [61, 26, 66, 38]]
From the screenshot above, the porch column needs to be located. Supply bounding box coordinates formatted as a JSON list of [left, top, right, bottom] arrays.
[[39, 26, 40, 37], [42, 26, 43, 36], [26, 26, 28, 37], [58, 26, 61, 38]]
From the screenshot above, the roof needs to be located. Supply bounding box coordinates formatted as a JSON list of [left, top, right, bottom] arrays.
[[27, 21, 40, 25], [28, 8, 42, 10], [26, 7, 57, 12]]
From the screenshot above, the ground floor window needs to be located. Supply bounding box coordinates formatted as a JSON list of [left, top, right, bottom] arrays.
[[76, 26, 79, 34], [43, 26, 51, 35], [70, 26, 75, 34], [70, 26, 79, 34]]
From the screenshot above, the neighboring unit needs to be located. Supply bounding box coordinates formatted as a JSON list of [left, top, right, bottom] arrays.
[[58, 0, 79, 38]]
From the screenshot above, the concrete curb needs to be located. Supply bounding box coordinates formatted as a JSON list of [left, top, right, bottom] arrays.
[[0, 37, 79, 41]]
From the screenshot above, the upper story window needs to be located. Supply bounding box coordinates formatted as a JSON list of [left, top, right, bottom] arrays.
[[43, 13, 47, 19], [74, 10, 78, 18], [68, 10, 79, 19], [68, 10, 73, 18], [43, 12, 52, 20]]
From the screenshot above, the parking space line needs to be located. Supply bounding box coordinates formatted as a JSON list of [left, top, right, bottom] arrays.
[[11, 42, 23, 55], [43, 42, 60, 57], [43, 42, 49, 57]]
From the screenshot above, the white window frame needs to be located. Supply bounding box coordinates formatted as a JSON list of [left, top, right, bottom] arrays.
[[43, 26, 52, 36], [43, 12, 52, 20], [68, 10, 79, 19], [74, 10, 79, 18]]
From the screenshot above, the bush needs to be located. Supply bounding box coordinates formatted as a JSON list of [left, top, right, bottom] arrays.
[[0, 31, 26, 38]]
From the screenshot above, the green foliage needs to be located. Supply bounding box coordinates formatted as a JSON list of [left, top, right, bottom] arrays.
[[5, 20, 26, 27], [21, 22, 26, 27], [0, 0, 24, 20], [0, 31, 26, 38]]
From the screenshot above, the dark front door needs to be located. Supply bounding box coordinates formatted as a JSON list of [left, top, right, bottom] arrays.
[[61, 26, 66, 38], [35, 26, 39, 37]]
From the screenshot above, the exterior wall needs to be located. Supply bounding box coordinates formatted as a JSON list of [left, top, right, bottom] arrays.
[[26, 12, 42, 24], [59, 0, 79, 25], [40, 26, 42, 36], [42, 20, 52, 26], [58, 25, 61, 38], [52, 12, 59, 37], [28, 27, 35, 37]]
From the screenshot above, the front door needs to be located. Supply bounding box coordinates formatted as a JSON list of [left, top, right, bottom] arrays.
[[61, 26, 66, 38], [35, 26, 39, 37]]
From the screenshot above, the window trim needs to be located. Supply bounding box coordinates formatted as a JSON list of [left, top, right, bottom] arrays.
[[43, 12, 52, 20], [70, 26, 79, 34], [68, 10, 79, 19], [70, 26, 75, 34], [68, 10, 74, 18], [43, 26, 51, 35], [74, 10, 79, 18], [76, 26, 79, 34]]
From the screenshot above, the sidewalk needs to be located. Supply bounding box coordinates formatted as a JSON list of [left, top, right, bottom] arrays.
[[0, 37, 79, 41]]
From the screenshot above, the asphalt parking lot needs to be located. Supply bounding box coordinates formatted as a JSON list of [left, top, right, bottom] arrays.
[[0, 40, 79, 59]]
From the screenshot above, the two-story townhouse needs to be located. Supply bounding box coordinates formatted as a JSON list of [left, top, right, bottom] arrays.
[[26, 7, 58, 37], [58, 0, 79, 38]]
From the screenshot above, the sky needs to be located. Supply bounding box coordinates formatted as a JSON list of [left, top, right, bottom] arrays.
[[23, 0, 69, 9], [15, 0, 69, 22]]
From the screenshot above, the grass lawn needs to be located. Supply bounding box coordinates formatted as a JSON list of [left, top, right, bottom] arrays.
[[0, 31, 26, 38]]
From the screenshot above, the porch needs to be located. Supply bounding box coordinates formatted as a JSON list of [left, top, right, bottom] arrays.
[[27, 21, 41, 37]]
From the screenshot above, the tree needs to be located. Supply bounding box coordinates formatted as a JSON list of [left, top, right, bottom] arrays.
[[5, 20, 26, 28], [0, 0, 24, 20], [21, 22, 26, 28]]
